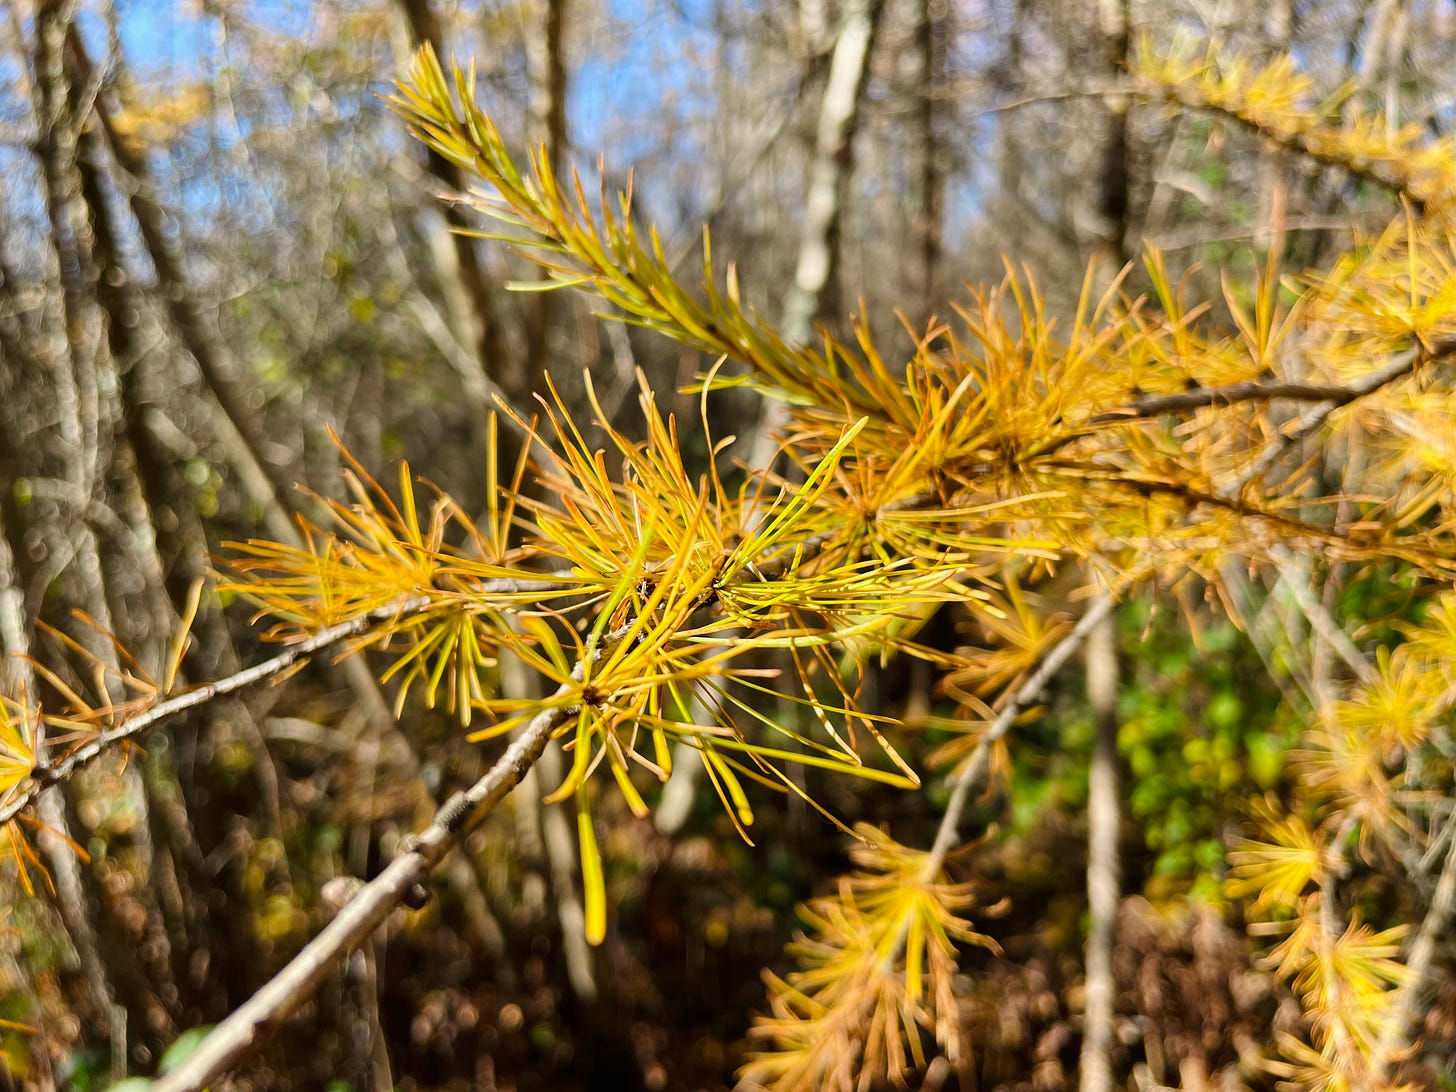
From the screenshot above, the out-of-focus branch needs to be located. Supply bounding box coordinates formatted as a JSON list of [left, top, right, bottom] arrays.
[[1139, 71, 1434, 215], [923, 590, 1118, 876], [1374, 824, 1456, 1079]]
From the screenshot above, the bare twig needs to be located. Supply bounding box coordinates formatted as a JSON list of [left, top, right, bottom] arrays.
[[1024, 339, 1445, 470], [0, 574, 572, 825], [923, 589, 1117, 876], [1, 611, 407, 825], [1373, 814, 1456, 1079], [149, 616, 638, 1090], [1093, 340, 1444, 424], [872, 591, 1119, 991], [149, 693, 572, 1092]]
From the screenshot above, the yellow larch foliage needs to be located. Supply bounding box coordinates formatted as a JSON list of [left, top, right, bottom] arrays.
[[739, 827, 999, 1092], [1227, 798, 1327, 911], [1133, 40, 1456, 217]]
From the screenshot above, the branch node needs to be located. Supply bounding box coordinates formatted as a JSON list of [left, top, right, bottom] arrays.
[[402, 882, 433, 910]]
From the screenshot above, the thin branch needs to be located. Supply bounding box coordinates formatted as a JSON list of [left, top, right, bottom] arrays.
[[1141, 77, 1433, 214], [149, 692, 573, 1092], [1149, 214, 1376, 252], [22, 465, 961, 1087], [0, 575, 571, 825], [1230, 340, 1446, 497], [1025, 338, 1445, 472], [1103, 379, 1379, 417], [923, 589, 1117, 876], [1241, 400, 1344, 488], [1272, 548, 1375, 688], [1374, 824, 1456, 1078], [1093, 339, 1445, 424], [869, 590, 1119, 1004], [2, 610, 410, 824], [972, 83, 1125, 115]]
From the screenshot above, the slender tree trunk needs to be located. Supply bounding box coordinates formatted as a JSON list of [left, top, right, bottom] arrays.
[[1079, 609, 1120, 1092], [393, 0, 522, 405], [524, 0, 568, 380], [1080, 4, 1130, 1089], [749, 0, 884, 465], [780, 0, 884, 348], [910, 0, 948, 324]]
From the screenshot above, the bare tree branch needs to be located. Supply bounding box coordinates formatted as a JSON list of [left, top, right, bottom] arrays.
[[868, 590, 1121, 1050], [923, 590, 1117, 876], [149, 692, 572, 1092], [0, 574, 571, 826], [1092, 340, 1447, 423], [1375, 822, 1456, 1079]]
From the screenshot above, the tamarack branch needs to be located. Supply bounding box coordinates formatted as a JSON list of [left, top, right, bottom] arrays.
[[5, 29, 1456, 1092]]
